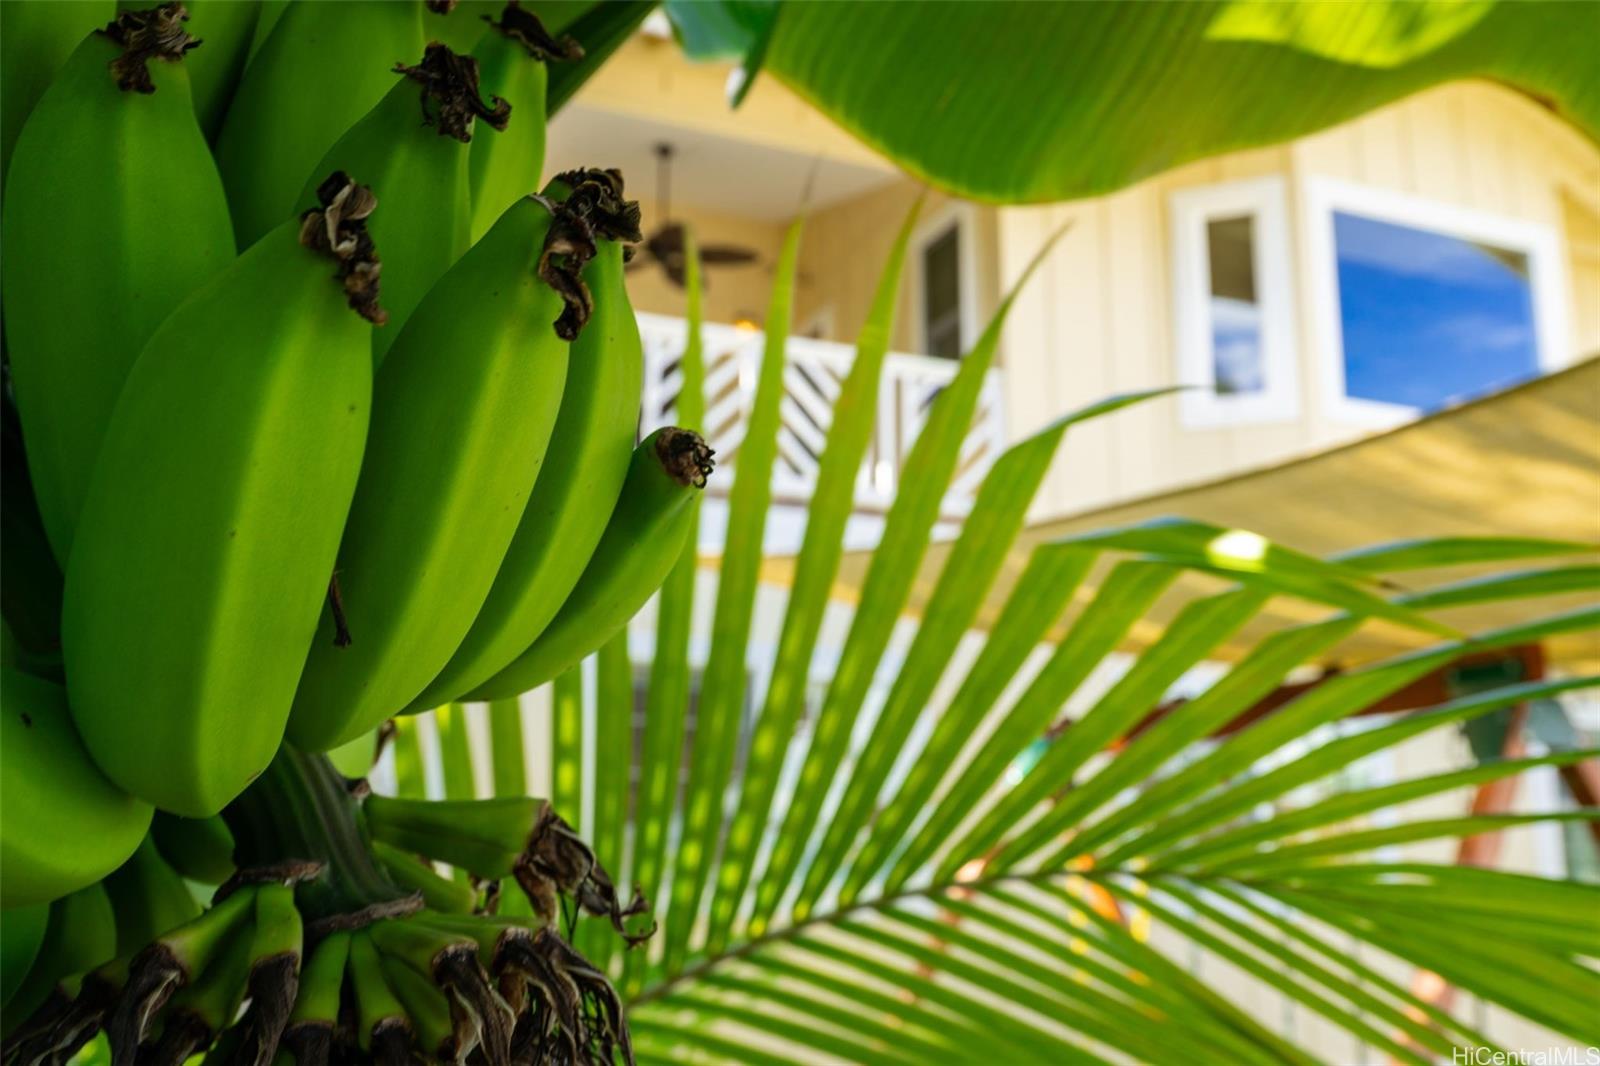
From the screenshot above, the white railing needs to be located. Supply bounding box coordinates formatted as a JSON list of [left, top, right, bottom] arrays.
[[637, 312, 1005, 519]]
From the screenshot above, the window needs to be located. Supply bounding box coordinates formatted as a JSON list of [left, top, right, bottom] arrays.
[[1170, 178, 1298, 426], [914, 204, 977, 360], [1306, 179, 1570, 425]]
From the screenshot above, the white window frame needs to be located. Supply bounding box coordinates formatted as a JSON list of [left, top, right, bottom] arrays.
[[1304, 177, 1571, 428], [1170, 177, 1299, 428], [910, 202, 979, 358]]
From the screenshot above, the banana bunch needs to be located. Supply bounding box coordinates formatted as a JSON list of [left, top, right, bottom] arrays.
[[3, 3, 705, 1060], [3, 748, 648, 1064]]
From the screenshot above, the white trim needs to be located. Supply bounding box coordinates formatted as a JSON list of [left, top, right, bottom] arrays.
[[798, 304, 836, 342], [1169, 177, 1300, 428], [910, 202, 980, 358], [1303, 177, 1571, 427]]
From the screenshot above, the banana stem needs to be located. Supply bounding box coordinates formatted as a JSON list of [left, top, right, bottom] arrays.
[[223, 746, 405, 920]]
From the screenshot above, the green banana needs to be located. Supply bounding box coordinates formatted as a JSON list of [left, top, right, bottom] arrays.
[[287, 192, 570, 753], [0, 902, 50, 1013], [3, 3, 235, 561], [325, 727, 384, 779], [364, 796, 530, 880], [244, 0, 288, 63], [61, 174, 382, 817], [347, 930, 409, 1056], [1, 883, 117, 1041], [5, 841, 196, 1063], [281, 930, 347, 1064], [151, 813, 237, 886], [411, 912, 521, 972], [1, 668, 152, 908], [0, 0, 115, 178], [470, 426, 713, 700], [232, 883, 302, 1066], [424, 0, 500, 53], [409, 220, 644, 712], [0, 395, 64, 678], [104, 838, 204, 958], [216, 0, 423, 247], [182, 0, 262, 138], [371, 840, 479, 915], [298, 41, 509, 363], [369, 916, 513, 1063], [467, 2, 581, 240], [142, 916, 255, 1066], [362, 795, 649, 940], [376, 950, 461, 1063], [104, 885, 258, 1060]]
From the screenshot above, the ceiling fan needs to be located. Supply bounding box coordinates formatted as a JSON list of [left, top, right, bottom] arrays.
[[627, 143, 761, 289]]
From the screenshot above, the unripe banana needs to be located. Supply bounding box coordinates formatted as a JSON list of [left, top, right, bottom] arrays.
[[423, 0, 496, 53], [151, 813, 237, 886], [325, 726, 385, 779], [1, 884, 118, 1040], [467, 2, 581, 240], [347, 931, 408, 1056], [1, 396, 64, 678], [233, 883, 302, 1066], [0, 902, 49, 1013], [62, 175, 382, 817], [410, 235, 642, 711], [216, 0, 423, 247], [143, 915, 255, 1066], [470, 427, 712, 700], [3, 3, 235, 561], [369, 916, 513, 1062], [244, 0, 288, 64], [364, 795, 536, 878], [104, 837, 203, 958], [104, 884, 259, 1058], [181, 0, 262, 138], [372, 840, 479, 915], [297, 41, 508, 362], [287, 193, 570, 753], [281, 930, 347, 1064], [377, 950, 461, 1063], [0, 0, 114, 177], [1, 668, 152, 908]]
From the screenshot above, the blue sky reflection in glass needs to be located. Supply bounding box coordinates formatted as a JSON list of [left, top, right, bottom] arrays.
[[1207, 214, 1264, 395], [1333, 211, 1539, 411]]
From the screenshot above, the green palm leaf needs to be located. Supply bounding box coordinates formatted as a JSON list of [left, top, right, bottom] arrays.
[[464, 218, 1599, 1061]]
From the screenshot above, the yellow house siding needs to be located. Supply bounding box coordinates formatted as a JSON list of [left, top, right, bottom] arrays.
[[999, 80, 1600, 521], [788, 183, 1005, 356]]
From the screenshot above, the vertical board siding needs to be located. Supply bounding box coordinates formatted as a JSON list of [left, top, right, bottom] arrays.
[[987, 81, 1600, 519]]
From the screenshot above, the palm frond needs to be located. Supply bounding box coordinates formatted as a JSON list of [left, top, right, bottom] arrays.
[[426, 203, 1598, 1061]]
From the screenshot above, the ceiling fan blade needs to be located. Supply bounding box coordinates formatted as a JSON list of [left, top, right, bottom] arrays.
[[649, 223, 685, 255], [700, 246, 760, 265]]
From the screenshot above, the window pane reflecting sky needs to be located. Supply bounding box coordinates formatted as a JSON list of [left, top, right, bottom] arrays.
[[1333, 211, 1539, 410], [1207, 215, 1263, 395]]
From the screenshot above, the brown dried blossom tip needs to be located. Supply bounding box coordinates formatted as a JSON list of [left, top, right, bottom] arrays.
[[393, 43, 510, 143], [425, 0, 458, 12], [515, 803, 657, 947], [98, 2, 199, 93], [656, 427, 715, 489], [299, 172, 387, 326], [497, 929, 635, 1066], [536, 168, 643, 339], [485, 1, 584, 62]]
